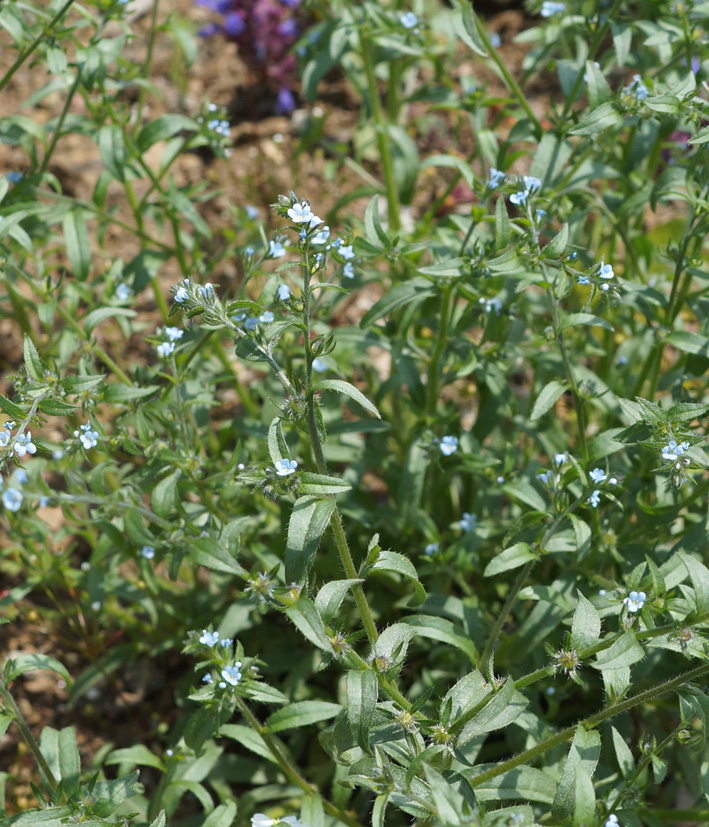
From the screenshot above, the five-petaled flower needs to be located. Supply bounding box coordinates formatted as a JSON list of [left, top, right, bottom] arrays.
[[510, 175, 542, 206], [440, 435, 458, 456], [13, 432, 37, 458], [221, 662, 242, 686], [277, 284, 291, 300], [662, 439, 689, 461], [589, 468, 607, 483], [275, 458, 298, 476], [588, 489, 601, 508], [199, 629, 220, 646], [141, 546, 155, 559], [400, 11, 418, 28], [2, 488, 23, 512], [623, 591, 646, 613], [74, 423, 99, 450], [269, 240, 287, 258]]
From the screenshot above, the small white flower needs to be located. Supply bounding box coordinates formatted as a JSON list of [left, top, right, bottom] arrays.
[[604, 814, 619, 827], [424, 542, 439, 555], [165, 327, 184, 342], [202, 673, 213, 683], [623, 591, 646, 613], [0, 431, 10, 448], [287, 202, 314, 224], [339, 245, 355, 260], [598, 257, 615, 279], [554, 453, 566, 466], [115, 283, 132, 301], [275, 458, 298, 476], [174, 286, 190, 303], [400, 11, 418, 28], [269, 240, 287, 259], [221, 662, 242, 686], [277, 284, 291, 300], [540, 1, 565, 16], [259, 311, 275, 324], [157, 341, 175, 358], [599, 589, 606, 596], [13, 432, 37, 458], [199, 630, 220, 646], [488, 168, 505, 189], [251, 816, 278, 827], [588, 489, 601, 508], [197, 283, 215, 301], [245, 205, 259, 219], [312, 226, 330, 245], [141, 546, 155, 559], [589, 468, 607, 483], [91, 601, 101, 611], [460, 512, 477, 532], [312, 358, 328, 373], [343, 262, 355, 279], [440, 436, 458, 456]]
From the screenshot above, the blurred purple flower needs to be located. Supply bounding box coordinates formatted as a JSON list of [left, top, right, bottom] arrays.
[[224, 10, 245, 35], [275, 87, 296, 113]]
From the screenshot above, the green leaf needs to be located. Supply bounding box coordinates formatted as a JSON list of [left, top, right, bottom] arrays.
[[98, 124, 126, 182], [484, 543, 535, 577], [202, 803, 237, 827], [552, 724, 601, 820], [593, 631, 644, 671], [561, 312, 614, 332], [316, 379, 380, 418], [151, 469, 181, 519], [570, 591, 601, 651], [314, 579, 362, 621], [542, 223, 568, 259], [679, 552, 709, 614], [346, 669, 378, 751], [502, 480, 547, 512], [611, 726, 635, 778], [455, 0, 487, 56], [689, 121, 709, 145], [265, 700, 341, 733], [572, 765, 596, 826], [530, 380, 567, 421], [471, 766, 556, 804], [5, 654, 71, 685], [190, 536, 247, 577], [23, 335, 44, 383], [285, 496, 335, 583], [585, 60, 611, 109], [82, 307, 137, 335], [220, 724, 279, 763], [667, 331, 709, 357], [402, 615, 478, 663], [569, 102, 621, 136], [360, 277, 436, 327], [458, 679, 528, 744], [267, 417, 289, 466], [495, 196, 510, 251], [369, 550, 426, 606], [0, 393, 26, 420], [137, 114, 198, 152], [441, 670, 491, 727], [295, 472, 351, 495], [90, 771, 140, 818], [63, 209, 91, 281], [424, 765, 467, 825], [38, 727, 80, 797], [364, 195, 390, 249], [37, 399, 76, 416], [417, 257, 467, 278], [645, 94, 680, 115], [284, 597, 331, 650], [105, 744, 165, 771]]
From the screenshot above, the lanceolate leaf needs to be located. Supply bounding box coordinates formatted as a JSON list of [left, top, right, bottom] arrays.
[[346, 669, 378, 752], [286, 496, 335, 583]]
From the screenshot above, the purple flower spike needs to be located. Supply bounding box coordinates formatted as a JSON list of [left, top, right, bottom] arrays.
[[275, 87, 296, 114]]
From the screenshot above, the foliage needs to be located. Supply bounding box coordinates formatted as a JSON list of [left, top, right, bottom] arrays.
[[1, 0, 709, 826]]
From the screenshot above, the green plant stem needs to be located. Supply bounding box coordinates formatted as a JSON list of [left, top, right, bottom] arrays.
[[360, 29, 400, 234], [478, 559, 535, 679], [238, 700, 361, 827], [38, 70, 82, 178], [473, 18, 542, 138], [300, 256, 380, 647], [425, 283, 453, 417], [469, 662, 709, 789], [0, 0, 76, 96], [133, 0, 160, 139], [0, 680, 58, 796]]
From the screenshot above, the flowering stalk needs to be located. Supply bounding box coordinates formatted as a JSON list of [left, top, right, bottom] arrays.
[[468, 662, 709, 789]]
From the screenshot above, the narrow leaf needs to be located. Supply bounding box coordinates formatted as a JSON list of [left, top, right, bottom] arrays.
[[285, 496, 335, 583]]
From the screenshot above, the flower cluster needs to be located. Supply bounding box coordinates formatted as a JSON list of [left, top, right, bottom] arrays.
[[624, 73, 650, 102], [157, 326, 184, 358], [577, 255, 616, 293], [587, 466, 618, 508], [487, 167, 505, 189], [196, 0, 306, 115], [659, 437, 695, 488], [540, 1, 565, 16], [74, 422, 99, 450], [509, 175, 542, 207]]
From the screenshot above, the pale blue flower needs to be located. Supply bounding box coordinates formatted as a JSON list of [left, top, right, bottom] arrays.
[[7, 171, 23, 184], [312, 226, 330, 244], [0, 431, 9, 448], [245, 205, 259, 219], [165, 327, 183, 342], [174, 286, 190, 303], [489, 32, 501, 48], [625, 74, 649, 101], [259, 311, 275, 324], [510, 175, 541, 206], [339, 245, 355, 260], [39, 496, 50, 507], [598, 258, 614, 279], [287, 202, 314, 224], [537, 470, 553, 486], [589, 468, 607, 483], [14, 432, 37, 458], [220, 638, 233, 648], [2, 488, 22, 512], [662, 439, 689, 461], [488, 168, 505, 189], [604, 815, 619, 827], [115, 283, 132, 301], [440, 436, 458, 456], [74, 423, 99, 450], [424, 542, 439, 555], [277, 284, 291, 300], [245, 246, 254, 256], [275, 458, 298, 476], [599, 589, 606, 596], [540, 1, 565, 16], [343, 262, 355, 279], [269, 240, 286, 259], [554, 453, 566, 466], [400, 11, 418, 28], [157, 341, 175, 357], [202, 673, 213, 683], [197, 283, 215, 301], [141, 546, 155, 559], [623, 591, 646, 613], [15, 469, 28, 485], [312, 358, 328, 372], [460, 512, 477, 532], [199, 629, 220, 646], [480, 296, 502, 314], [244, 317, 259, 330], [588, 489, 601, 508], [535, 208, 547, 221], [221, 662, 242, 685], [218, 681, 227, 689], [578, 276, 590, 285]]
